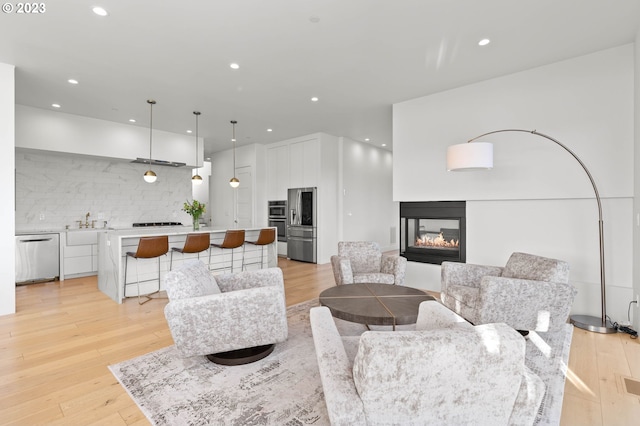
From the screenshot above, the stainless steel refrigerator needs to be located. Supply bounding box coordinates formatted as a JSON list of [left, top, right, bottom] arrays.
[[287, 187, 317, 263]]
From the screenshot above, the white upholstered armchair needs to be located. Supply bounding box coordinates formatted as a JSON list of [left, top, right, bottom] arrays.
[[164, 260, 288, 362], [310, 302, 545, 425], [331, 241, 407, 286], [441, 252, 577, 332]]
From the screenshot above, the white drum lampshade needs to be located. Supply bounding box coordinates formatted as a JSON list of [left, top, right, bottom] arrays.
[[446, 142, 494, 171]]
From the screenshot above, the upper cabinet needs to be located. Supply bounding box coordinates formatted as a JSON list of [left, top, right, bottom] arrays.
[[266, 144, 290, 200], [289, 138, 319, 189], [15, 105, 200, 167], [266, 136, 319, 200]]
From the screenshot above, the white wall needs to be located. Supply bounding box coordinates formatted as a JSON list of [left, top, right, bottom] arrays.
[[209, 144, 260, 229], [318, 133, 340, 264], [16, 105, 202, 167], [394, 45, 635, 323], [192, 161, 212, 225], [340, 137, 397, 251], [0, 62, 15, 316]]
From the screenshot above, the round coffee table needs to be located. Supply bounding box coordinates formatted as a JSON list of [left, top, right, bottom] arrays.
[[319, 283, 434, 330]]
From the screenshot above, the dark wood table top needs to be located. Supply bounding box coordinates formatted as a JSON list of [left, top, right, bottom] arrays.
[[319, 283, 435, 330]]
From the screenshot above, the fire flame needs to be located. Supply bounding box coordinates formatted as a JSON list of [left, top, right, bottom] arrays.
[[415, 232, 459, 248]]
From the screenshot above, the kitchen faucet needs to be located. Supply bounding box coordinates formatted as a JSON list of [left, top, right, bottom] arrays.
[[77, 212, 92, 229]]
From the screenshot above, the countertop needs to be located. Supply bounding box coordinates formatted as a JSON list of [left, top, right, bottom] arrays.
[[107, 226, 266, 238], [17, 226, 272, 237]]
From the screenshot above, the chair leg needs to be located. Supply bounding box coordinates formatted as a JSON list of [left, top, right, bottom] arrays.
[[124, 253, 166, 304], [242, 243, 270, 271], [210, 247, 234, 274], [169, 250, 174, 271], [230, 247, 235, 272], [124, 255, 129, 298], [136, 257, 152, 305]]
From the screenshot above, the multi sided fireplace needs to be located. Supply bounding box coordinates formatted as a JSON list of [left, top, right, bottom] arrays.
[[400, 201, 466, 265]]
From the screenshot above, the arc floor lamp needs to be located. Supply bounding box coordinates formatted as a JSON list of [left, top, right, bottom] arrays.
[[446, 129, 616, 334]]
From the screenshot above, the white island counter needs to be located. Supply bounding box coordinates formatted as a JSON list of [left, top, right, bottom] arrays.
[[97, 227, 276, 303]]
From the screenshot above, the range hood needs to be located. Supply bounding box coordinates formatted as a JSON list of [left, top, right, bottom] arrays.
[[131, 158, 186, 167]]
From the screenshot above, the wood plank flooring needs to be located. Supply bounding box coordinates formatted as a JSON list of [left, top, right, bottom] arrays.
[[0, 258, 638, 425]]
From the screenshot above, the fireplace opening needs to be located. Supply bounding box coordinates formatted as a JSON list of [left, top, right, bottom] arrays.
[[400, 201, 466, 265]]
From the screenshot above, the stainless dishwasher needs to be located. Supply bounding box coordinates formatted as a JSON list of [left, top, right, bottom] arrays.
[[15, 233, 60, 284]]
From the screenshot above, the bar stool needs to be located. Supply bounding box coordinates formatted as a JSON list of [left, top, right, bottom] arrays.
[[124, 235, 169, 305], [242, 228, 276, 270], [170, 233, 210, 270], [209, 229, 245, 273]]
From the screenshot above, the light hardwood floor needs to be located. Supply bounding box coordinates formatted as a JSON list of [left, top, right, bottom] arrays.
[[0, 258, 638, 425]]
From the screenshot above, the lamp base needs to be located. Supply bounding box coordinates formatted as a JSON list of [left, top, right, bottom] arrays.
[[570, 314, 617, 334]]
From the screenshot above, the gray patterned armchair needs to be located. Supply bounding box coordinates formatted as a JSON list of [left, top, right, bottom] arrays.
[[331, 241, 407, 286], [441, 252, 577, 332], [164, 260, 288, 359], [310, 302, 545, 425]]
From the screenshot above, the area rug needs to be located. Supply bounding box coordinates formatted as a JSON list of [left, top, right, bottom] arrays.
[[109, 299, 365, 426], [110, 298, 570, 426]]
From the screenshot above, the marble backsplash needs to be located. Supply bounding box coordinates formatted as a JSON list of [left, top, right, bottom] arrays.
[[16, 150, 195, 231]]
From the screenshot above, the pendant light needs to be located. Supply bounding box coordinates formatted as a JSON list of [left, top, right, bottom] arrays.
[[192, 111, 203, 185], [143, 99, 157, 183], [229, 120, 240, 188]]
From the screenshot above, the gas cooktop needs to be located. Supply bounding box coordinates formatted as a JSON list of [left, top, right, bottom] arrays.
[[132, 222, 183, 227]]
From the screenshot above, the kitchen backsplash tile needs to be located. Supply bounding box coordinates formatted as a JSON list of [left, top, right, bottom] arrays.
[[16, 150, 194, 231]]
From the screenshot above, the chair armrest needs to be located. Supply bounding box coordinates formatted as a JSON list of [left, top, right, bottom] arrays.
[[509, 365, 546, 426], [215, 267, 283, 292], [415, 300, 472, 331], [310, 307, 366, 426], [331, 255, 354, 285], [441, 261, 503, 293], [165, 285, 288, 356], [477, 276, 577, 331], [380, 255, 407, 285]]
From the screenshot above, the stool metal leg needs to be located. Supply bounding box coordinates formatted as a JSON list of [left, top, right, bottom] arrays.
[[124, 255, 164, 305]]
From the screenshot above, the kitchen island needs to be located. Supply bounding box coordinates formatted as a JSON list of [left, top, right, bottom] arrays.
[[98, 227, 276, 304]]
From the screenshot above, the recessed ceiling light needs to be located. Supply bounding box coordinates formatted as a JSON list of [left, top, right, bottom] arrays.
[[267, 128, 273, 132], [92, 7, 108, 16], [187, 130, 192, 134], [230, 63, 240, 69], [311, 97, 319, 102], [478, 38, 490, 46], [129, 119, 136, 123], [68, 79, 79, 85], [51, 103, 61, 108], [364, 138, 370, 142], [381, 143, 387, 147]]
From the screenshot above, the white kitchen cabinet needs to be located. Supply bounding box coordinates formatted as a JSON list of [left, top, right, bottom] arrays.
[[64, 251, 93, 275], [289, 138, 319, 188], [266, 144, 290, 200], [63, 231, 99, 278]]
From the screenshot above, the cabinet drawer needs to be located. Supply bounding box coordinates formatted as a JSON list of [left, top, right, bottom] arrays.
[[64, 256, 93, 275], [65, 244, 92, 258]]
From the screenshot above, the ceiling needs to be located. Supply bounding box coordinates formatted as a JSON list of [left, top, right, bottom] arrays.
[[2, 1, 640, 158]]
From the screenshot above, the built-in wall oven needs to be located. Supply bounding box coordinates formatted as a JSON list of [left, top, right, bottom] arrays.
[[268, 200, 287, 242]]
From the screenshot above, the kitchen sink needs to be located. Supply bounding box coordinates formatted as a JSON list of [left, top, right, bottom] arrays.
[[66, 229, 100, 245]]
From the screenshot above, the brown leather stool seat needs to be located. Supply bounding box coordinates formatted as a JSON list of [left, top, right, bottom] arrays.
[[170, 233, 210, 270], [124, 235, 169, 304], [242, 228, 276, 270], [210, 229, 245, 273]]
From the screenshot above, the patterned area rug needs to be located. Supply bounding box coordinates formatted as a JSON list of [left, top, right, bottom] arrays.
[[109, 299, 365, 426], [110, 299, 571, 426]]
